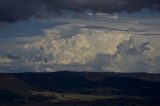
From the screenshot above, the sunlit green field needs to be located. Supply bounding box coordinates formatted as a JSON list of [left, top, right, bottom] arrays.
[[31, 91, 119, 102]]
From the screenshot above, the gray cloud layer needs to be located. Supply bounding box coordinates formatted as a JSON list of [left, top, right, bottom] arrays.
[[0, 0, 160, 23]]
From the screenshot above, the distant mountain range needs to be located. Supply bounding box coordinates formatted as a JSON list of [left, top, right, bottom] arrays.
[[0, 71, 160, 106]]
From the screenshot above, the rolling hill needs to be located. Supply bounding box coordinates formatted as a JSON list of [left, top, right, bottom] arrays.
[[0, 71, 160, 106]]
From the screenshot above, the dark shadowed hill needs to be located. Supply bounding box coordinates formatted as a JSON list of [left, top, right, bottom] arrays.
[[0, 71, 160, 106], [15, 71, 160, 97]]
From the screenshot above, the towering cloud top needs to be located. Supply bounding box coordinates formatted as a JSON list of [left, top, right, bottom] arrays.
[[24, 24, 131, 64], [0, 0, 160, 23]]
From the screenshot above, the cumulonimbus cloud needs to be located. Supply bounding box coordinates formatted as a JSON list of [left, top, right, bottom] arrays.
[[23, 24, 131, 64], [22, 24, 160, 73], [0, 0, 160, 23], [82, 35, 160, 73]]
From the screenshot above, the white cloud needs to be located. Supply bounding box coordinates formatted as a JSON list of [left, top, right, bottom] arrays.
[[21, 23, 160, 73], [0, 57, 12, 64], [23, 24, 131, 65], [1, 14, 160, 73], [102, 35, 160, 73]]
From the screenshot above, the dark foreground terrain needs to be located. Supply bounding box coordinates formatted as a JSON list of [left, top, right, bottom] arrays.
[[0, 71, 160, 106]]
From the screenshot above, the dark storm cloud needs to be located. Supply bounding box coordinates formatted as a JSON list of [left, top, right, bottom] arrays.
[[0, 0, 160, 23]]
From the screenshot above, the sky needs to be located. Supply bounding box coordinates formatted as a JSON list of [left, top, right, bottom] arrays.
[[0, 0, 160, 73]]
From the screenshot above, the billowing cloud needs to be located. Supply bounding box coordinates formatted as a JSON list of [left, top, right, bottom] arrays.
[[0, 57, 12, 64], [88, 35, 160, 73], [23, 24, 131, 65], [1, 11, 160, 73], [0, 0, 160, 23], [7, 22, 158, 73]]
